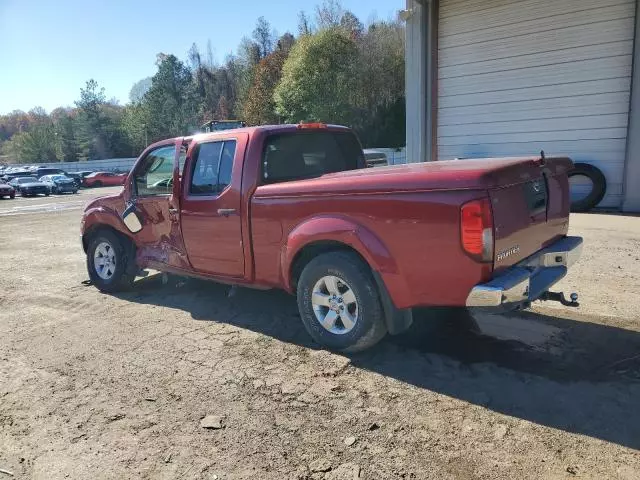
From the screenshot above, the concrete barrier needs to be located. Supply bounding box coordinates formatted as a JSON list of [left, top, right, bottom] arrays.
[[18, 158, 138, 173], [21, 148, 408, 173]]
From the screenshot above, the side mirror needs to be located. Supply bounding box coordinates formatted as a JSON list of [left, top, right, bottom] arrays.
[[122, 203, 142, 233]]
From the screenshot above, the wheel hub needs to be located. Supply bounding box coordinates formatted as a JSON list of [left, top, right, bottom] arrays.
[[94, 241, 116, 280], [311, 276, 358, 335], [329, 298, 340, 312]]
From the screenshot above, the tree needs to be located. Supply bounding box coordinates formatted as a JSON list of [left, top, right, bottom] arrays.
[[3, 123, 58, 163], [339, 11, 364, 38], [0, 110, 31, 142], [352, 20, 406, 146], [75, 79, 112, 159], [277, 33, 296, 53], [252, 16, 275, 59], [298, 11, 312, 36], [243, 50, 288, 125], [274, 29, 358, 125], [129, 77, 152, 103], [233, 37, 262, 118], [121, 102, 149, 153], [73, 79, 134, 159], [143, 54, 197, 139], [51, 108, 79, 161], [217, 96, 230, 119], [315, 0, 344, 29]]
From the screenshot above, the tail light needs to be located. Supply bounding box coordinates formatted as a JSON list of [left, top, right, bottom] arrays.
[[461, 198, 494, 262]]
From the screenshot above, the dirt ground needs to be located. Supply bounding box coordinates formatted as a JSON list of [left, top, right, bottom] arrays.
[[1, 188, 639, 479]]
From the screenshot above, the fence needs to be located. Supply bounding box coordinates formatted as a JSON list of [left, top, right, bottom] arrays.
[[16, 157, 138, 173], [17, 148, 408, 173]]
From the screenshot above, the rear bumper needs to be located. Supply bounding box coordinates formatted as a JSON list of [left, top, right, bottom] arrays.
[[466, 236, 583, 308]]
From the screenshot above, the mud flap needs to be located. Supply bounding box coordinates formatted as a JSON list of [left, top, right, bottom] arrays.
[[371, 270, 413, 335]]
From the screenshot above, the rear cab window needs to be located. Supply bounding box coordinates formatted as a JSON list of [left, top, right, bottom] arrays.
[[262, 130, 364, 184]]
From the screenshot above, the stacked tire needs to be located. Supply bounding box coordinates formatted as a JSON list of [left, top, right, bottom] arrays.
[[568, 163, 606, 212]]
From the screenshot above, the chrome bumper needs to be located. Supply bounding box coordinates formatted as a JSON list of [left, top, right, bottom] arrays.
[[466, 236, 583, 308]]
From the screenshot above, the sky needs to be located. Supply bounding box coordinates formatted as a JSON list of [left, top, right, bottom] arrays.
[[0, 0, 402, 115]]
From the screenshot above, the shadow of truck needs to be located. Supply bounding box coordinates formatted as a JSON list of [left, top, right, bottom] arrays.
[[115, 274, 640, 451]]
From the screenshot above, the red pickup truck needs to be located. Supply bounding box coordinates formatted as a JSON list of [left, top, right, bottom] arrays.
[[81, 123, 582, 352]]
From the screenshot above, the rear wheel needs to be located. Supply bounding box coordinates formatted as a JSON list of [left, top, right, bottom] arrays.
[[297, 252, 387, 352], [87, 230, 135, 292]]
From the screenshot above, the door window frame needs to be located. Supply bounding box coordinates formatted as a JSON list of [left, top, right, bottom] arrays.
[[186, 139, 237, 199], [131, 144, 184, 198]]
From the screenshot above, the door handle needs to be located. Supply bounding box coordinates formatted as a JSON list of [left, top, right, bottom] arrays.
[[217, 208, 236, 217]]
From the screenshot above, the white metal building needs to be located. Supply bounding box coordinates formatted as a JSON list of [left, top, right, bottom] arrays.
[[405, 0, 640, 211]]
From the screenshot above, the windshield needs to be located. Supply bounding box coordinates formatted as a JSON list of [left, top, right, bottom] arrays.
[[17, 177, 38, 184], [51, 175, 67, 181]]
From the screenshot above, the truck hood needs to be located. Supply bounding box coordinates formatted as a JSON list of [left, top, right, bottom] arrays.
[[254, 157, 574, 197]]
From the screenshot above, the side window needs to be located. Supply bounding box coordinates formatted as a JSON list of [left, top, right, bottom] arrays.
[[190, 140, 236, 195], [218, 141, 236, 190], [134, 145, 176, 196]]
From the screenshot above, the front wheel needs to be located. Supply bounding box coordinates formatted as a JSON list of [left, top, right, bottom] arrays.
[[87, 230, 135, 292], [297, 251, 387, 352]]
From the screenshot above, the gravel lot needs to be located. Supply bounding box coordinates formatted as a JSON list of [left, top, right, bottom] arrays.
[[1, 188, 639, 479]]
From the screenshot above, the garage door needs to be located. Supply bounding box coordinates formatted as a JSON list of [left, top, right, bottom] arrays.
[[438, 0, 636, 208]]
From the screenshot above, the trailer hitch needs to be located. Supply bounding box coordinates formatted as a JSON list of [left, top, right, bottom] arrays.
[[540, 291, 579, 307]]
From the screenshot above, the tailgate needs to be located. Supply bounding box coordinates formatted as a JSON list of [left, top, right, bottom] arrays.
[[490, 157, 573, 271]]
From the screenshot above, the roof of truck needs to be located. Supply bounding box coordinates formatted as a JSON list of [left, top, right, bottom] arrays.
[[184, 123, 351, 144], [140, 124, 353, 156]]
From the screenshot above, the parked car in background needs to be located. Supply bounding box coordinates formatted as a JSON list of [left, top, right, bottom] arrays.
[[39, 174, 79, 194], [9, 176, 50, 196], [64, 172, 84, 188], [34, 167, 67, 178], [0, 180, 16, 199], [83, 172, 127, 188], [2, 170, 33, 182]]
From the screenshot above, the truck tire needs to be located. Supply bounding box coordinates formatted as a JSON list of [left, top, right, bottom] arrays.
[[568, 163, 606, 212], [86, 230, 135, 293], [297, 251, 387, 352]]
